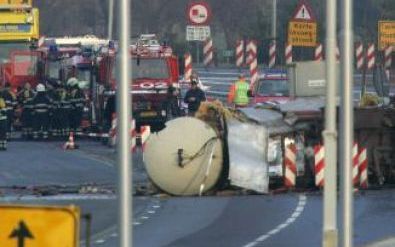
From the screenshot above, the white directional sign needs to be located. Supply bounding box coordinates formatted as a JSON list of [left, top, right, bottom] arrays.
[[186, 25, 211, 41], [187, 2, 211, 25]]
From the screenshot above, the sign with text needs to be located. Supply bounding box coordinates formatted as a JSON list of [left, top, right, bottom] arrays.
[[186, 25, 211, 41], [0, 205, 80, 247], [378, 21, 395, 50], [288, 21, 317, 47]]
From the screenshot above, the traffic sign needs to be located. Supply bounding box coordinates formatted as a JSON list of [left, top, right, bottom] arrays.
[[288, 21, 317, 47], [187, 2, 211, 25], [0, 205, 80, 247], [378, 21, 395, 50], [186, 25, 211, 41], [292, 0, 316, 21]]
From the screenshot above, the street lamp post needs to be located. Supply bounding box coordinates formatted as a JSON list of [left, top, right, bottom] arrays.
[[117, 0, 132, 246]]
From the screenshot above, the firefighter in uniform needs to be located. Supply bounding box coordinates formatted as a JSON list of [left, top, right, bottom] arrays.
[[18, 82, 35, 138], [51, 85, 63, 138], [0, 95, 7, 150], [227, 73, 250, 108], [68, 78, 84, 132], [31, 84, 52, 140], [2, 83, 17, 139], [60, 85, 72, 136]]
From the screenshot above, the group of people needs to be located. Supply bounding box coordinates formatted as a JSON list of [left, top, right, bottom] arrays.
[[0, 78, 85, 151], [183, 72, 251, 116]]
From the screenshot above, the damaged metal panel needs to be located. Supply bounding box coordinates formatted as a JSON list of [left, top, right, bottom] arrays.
[[227, 120, 269, 193]]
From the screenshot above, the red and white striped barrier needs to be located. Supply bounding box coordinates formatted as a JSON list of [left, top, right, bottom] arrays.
[[367, 43, 375, 70], [315, 43, 323, 61], [352, 143, 360, 186], [250, 58, 258, 86], [184, 53, 192, 82], [236, 40, 244, 67], [314, 145, 325, 187], [130, 125, 151, 152], [285, 43, 293, 65], [384, 45, 393, 69], [359, 147, 368, 189], [356, 42, 364, 70], [203, 37, 213, 67], [269, 41, 276, 68], [246, 40, 257, 66], [284, 144, 297, 187]]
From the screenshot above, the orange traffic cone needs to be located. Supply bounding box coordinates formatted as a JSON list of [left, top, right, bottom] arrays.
[[63, 132, 79, 150]]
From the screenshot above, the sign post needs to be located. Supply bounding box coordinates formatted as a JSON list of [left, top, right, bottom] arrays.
[[186, 2, 212, 65], [288, 1, 317, 48]]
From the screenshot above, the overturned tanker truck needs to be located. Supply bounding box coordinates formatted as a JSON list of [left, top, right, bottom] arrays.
[[143, 61, 395, 196]]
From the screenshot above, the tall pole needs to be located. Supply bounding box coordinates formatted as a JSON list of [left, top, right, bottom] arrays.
[[272, 0, 277, 40], [118, 0, 132, 246], [108, 0, 114, 40], [341, 0, 354, 245], [322, 0, 338, 245]]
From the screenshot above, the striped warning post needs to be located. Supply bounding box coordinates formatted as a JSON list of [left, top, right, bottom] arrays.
[[140, 125, 151, 151], [284, 144, 297, 187], [285, 43, 293, 65], [314, 145, 325, 187], [352, 143, 360, 186], [250, 57, 258, 87], [269, 41, 276, 68], [236, 40, 244, 67], [203, 37, 213, 67], [367, 43, 375, 70], [184, 53, 192, 82], [359, 147, 368, 189], [384, 45, 393, 69], [246, 40, 257, 66], [315, 43, 323, 61], [356, 42, 364, 70]]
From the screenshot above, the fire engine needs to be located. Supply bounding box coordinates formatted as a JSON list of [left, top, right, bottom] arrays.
[[36, 35, 110, 129], [0, 0, 40, 90], [97, 34, 180, 127]]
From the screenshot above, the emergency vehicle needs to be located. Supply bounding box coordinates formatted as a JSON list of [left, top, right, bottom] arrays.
[[0, 0, 40, 90], [251, 70, 289, 105], [97, 34, 180, 127]]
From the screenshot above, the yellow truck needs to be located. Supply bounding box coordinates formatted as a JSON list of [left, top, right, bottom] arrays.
[[0, 0, 40, 88]]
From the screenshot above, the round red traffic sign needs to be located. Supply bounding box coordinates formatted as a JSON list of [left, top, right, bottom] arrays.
[[187, 2, 211, 25]]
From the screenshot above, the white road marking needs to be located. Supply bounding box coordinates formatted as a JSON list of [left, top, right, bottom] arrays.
[[110, 233, 117, 237], [152, 205, 161, 208], [242, 194, 307, 247], [141, 216, 149, 220], [133, 222, 141, 225], [95, 239, 105, 244], [147, 210, 155, 214]]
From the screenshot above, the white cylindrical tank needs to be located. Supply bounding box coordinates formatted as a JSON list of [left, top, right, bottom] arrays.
[[144, 117, 223, 196]]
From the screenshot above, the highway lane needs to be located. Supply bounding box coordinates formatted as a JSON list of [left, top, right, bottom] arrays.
[[0, 139, 152, 244], [93, 191, 395, 247]]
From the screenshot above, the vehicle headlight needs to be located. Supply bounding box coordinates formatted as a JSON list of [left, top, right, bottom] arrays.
[[161, 110, 166, 116]]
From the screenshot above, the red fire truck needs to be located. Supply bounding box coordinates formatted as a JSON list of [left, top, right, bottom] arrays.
[[96, 34, 180, 127]]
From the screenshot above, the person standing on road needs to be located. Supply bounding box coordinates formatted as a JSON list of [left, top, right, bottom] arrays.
[[184, 78, 206, 116], [68, 78, 85, 132], [227, 73, 250, 108], [0, 95, 7, 150], [1, 83, 17, 139], [31, 84, 52, 140], [18, 82, 35, 139]]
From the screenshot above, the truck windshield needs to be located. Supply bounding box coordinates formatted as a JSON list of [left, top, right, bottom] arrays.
[[131, 58, 169, 79], [257, 79, 289, 97], [47, 61, 62, 79], [0, 43, 31, 63]]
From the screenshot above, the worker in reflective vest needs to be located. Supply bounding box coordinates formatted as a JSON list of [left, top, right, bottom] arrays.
[[227, 73, 250, 107]]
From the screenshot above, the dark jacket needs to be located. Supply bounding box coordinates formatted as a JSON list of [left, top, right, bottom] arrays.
[[31, 92, 52, 114], [184, 87, 206, 112]]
